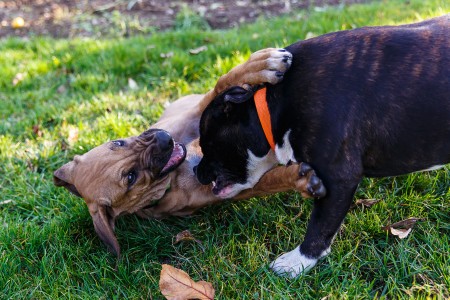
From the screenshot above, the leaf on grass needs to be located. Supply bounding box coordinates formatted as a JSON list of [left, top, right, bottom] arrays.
[[174, 230, 205, 251], [382, 217, 423, 239], [32, 124, 43, 137], [128, 78, 138, 90], [57, 84, 67, 94], [175, 230, 196, 244], [390, 227, 412, 239], [189, 46, 207, 55], [354, 198, 381, 208], [159, 264, 215, 300], [67, 126, 79, 143], [0, 200, 13, 205], [161, 51, 174, 58], [12, 73, 25, 86]]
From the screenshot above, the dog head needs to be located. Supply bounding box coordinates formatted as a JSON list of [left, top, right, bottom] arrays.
[[53, 129, 186, 256], [195, 86, 276, 198]]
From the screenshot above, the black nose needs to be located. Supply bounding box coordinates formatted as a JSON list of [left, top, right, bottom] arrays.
[[156, 130, 173, 151], [195, 161, 214, 185]]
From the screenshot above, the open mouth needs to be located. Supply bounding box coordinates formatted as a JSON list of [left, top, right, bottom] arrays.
[[159, 142, 187, 176]]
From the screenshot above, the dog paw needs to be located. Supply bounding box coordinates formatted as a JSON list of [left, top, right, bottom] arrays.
[[269, 246, 318, 278], [264, 48, 292, 84], [298, 163, 326, 198]]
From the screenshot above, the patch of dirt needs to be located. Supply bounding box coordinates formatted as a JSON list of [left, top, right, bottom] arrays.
[[0, 0, 368, 38]]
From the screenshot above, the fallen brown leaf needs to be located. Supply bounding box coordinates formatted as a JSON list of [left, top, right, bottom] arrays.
[[128, 78, 138, 90], [12, 72, 25, 86], [189, 46, 207, 55], [390, 227, 412, 239], [382, 217, 423, 239], [57, 84, 67, 94], [174, 230, 205, 252], [161, 51, 174, 58], [67, 126, 79, 143], [175, 230, 196, 244], [159, 264, 215, 300], [354, 198, 381, 208], [32, 124, 43, 137]]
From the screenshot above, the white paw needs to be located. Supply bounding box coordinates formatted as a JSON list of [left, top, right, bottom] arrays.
[[270, 246, 330, 278], [264, 49, 293, 84]]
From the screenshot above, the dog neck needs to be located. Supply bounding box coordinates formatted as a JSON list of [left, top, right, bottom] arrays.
[[254, 87, 275, 150]]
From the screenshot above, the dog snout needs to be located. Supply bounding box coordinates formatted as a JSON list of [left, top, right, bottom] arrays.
[[195, 160, 214, 185], [155, 130, 173, 152]]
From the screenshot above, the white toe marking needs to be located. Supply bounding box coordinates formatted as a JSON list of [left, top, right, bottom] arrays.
[[270, 246, 330, 278]]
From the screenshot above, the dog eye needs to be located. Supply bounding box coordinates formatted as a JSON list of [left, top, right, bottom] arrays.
[[112, 140, 125, 147], [126, 171, 137, 186]]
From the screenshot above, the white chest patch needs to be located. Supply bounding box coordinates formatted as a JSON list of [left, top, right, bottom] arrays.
[[275, 130, 297, 165], [226, 150, 277, 198]]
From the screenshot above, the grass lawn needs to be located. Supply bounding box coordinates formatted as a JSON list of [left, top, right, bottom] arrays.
[[1, 0, 449, 298]]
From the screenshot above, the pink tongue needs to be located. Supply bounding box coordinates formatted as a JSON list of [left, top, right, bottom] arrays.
[[161, 144, 184, 173]]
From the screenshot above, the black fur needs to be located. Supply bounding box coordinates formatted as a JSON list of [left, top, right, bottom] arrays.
[[196, 16, 450, 262]]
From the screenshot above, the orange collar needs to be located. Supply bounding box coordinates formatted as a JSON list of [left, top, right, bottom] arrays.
[[254, 87, 275, 150]]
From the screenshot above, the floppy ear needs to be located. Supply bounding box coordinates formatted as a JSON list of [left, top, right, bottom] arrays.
[[223, 86, 255, 104], [53, 161, 82, 197], [91, 203, 120, 257]]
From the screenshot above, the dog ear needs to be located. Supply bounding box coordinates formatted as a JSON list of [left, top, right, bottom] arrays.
[[223, 86, 255, 104], [91, 203, 120, 257], [53, 161, 82, 197], [222, 86, 256, 115]]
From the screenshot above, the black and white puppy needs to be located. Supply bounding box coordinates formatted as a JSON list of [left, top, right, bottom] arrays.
[[195, 15, 450, 278]]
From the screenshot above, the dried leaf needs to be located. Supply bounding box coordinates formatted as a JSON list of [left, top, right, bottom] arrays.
[[390, 227, 412, 239], [175, 230, 196, 244], [354, 198, 381, 208], [382, 217, 423, 239], [32, 124, 43, 137], [382, 217, 422, 231], [174, 230, 205, 251], [0, 200, 13, 205], [159, 264, 215, 300], [67, 126, 79, 143], [189, 46, 207, 55], [12, 72, 25, 86], [57, 84, 67, 94], [161, 51, 174, 58], [128, 78, 138, 90]]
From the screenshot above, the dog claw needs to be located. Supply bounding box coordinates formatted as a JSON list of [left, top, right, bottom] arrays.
[[298, 163, 326, 198], [299, 163, 312, 176]]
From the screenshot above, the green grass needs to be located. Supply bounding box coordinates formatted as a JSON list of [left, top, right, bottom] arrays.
[[1, 0, 449, 298]]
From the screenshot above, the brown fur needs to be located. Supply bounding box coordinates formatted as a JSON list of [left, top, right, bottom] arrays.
[[54, 48, 322, 256]]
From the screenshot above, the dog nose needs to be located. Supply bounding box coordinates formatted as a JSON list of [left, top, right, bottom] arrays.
[[156, 130, 173, 151]]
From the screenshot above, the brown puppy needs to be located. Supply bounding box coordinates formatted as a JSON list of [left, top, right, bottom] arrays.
[[54, 48, 326, 256]]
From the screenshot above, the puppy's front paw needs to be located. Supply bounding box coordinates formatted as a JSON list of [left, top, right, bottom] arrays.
[[269, 246, 317, 278], [262, 48, 293, 85], [297, 163, 326, 198]]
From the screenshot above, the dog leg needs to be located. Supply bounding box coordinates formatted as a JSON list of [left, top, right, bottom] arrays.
[[198, 48, 293, 112], [270, 172, 360, 278], [235, 163, 326, 200]]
